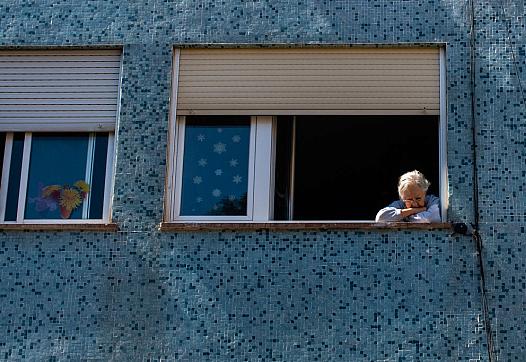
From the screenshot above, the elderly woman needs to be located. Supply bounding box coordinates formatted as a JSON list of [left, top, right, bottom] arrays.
[[375, 170, 441, 223]]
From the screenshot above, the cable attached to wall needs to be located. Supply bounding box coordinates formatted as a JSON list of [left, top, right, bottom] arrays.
[[468, 0, 496, 360]]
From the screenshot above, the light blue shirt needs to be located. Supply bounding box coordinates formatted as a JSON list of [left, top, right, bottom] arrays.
[[375, 194, 441, 223]]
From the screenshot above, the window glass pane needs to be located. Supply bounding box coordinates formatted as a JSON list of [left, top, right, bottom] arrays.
[[180, 116, 250, 216], [25, 133, 89, 220], [4, 133, 25, 221], [88, 134, 109, 219]]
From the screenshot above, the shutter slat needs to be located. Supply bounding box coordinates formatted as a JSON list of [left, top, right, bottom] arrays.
[[0, 61, 122, 68], [178, 109, 439, 116], [0, 104, 116, 111], [182, 88, 439, 95], [0, 55, 121, 62], [0, 73, 119, 80], [179, 97, 439, 105], [0, 98, 117, 105], [0, 111, 116, 117], [0, 49, 120, 56], [179, 64, 438, 72], [181, 48, 439, 56], [182, 55, 439, 63], [0, 86, 119, 93], [0, 92, 116, 99], [178, 69, 438, 77], [0, 67, 119, 74], [179, 61, 439, 68], [180, 79, 439, 87], [2, 117, 116, 121], [0, 79, 119, 87]]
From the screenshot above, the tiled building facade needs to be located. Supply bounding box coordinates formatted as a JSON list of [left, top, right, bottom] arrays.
[[1, 0, 525, 360]]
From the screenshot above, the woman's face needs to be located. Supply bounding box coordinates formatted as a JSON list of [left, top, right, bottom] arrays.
[[400, 184, 426, 208]]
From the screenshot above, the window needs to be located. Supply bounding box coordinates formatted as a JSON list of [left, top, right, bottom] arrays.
[[0, 132, 114, 223], [0, 49, 121, 224], [174, 116, 254, 220], [167, 47, 447, 222]]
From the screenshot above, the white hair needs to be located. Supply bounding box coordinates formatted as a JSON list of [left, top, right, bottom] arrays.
[[397, 170, 431, 197]]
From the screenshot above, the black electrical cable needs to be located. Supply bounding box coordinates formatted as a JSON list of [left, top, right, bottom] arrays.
[[472, 228, 495, 360], [468, 0, 496, 360]]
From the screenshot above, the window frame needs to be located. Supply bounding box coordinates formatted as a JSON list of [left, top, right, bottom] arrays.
[[166, 46, 448, 223], [0, 131, 115, 224], [439, 47, 448, 221]]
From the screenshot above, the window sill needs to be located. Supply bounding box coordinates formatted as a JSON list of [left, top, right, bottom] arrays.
[[159, 222, 452, 232], [0, 223, 118, 232]]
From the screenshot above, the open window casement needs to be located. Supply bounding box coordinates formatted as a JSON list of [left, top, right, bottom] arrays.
[[167, 47, 447, 222], [0, 50, 121, 224]]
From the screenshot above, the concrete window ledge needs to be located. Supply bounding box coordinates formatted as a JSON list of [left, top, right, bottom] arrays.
[[159, 222, 452, 232], [0, 223, 119, 232]]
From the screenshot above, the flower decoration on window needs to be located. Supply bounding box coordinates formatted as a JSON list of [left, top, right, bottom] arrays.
[[31, 180, 90, 219]]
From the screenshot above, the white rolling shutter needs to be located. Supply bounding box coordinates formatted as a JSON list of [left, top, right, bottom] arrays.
[[176, 48, 440, 116], [0, 49, 122, 131]]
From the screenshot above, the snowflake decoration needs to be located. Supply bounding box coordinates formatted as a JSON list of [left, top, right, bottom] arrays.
[[197, 134, 205, 142], [212, 189, 222, 197], [198, 158, 208, 167], [217, 128, 223, 133], [232, 135, 241, 143], [232, 175, 242, 184], [196, 197, 203, 203], [214, 169, 223, 176], [213, 204, 219, 210], [192, 176, 202, 184], [213, 142, 227, 154], [229, 159, 238, 167], [228, 195, 236, 201]]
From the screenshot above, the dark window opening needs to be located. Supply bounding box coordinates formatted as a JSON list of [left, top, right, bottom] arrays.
[[0, 132, 5, 187], [274, 115, 439, 220], [88, 133, 109, 219], [273, 116, 294, 220]]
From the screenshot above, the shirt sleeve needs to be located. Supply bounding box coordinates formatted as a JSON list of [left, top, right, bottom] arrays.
[[375, 201, 405, 222], [407, 195, 441, 223]]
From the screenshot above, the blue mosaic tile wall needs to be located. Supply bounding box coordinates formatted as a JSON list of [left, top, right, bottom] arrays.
[[473, 1, 526, 361], [0, 0, 524, 360], [1, 231, 485, 360]]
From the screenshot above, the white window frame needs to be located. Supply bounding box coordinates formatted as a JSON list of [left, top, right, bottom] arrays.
[[439, 47, 448, 221], [169, 116, 273, 222], [0, 131, 114, 224], [166, 47, 448, 223]]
